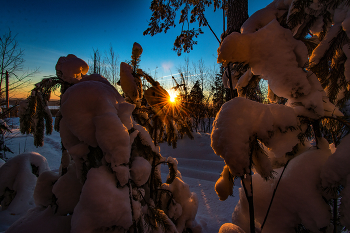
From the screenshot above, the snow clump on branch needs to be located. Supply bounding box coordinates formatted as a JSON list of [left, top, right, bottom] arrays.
[[55, 54, 89, 84], [211, 97, 301, 178]]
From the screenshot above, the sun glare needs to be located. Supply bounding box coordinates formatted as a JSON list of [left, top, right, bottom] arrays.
[[168, 89, 178, 103]]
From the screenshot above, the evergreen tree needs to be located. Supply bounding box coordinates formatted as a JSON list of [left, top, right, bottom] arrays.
[[211, 66, 226, 114], [212, 0, 350, 232], [189, 80, 204, 104], [16, 53, 200, 233], [188, 80, 205, 131], [120, 43, 193, 148]]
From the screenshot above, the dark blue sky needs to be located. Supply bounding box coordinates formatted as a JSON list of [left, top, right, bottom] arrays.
[[2, 0, 271, 97]]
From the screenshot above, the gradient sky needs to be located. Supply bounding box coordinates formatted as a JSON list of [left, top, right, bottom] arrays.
[[2, 0, 271, 98]]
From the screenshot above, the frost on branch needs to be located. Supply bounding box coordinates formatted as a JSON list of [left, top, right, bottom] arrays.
[[211, 97, 301, 178]]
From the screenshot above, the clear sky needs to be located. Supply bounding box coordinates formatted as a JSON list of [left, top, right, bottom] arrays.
[[2, 0, 271, 99]]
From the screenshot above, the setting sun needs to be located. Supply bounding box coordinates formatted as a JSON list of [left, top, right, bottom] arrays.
[[167, 89, 178, 103]]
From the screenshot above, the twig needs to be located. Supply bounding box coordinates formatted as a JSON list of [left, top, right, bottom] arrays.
[[226, 63, 235, 99], [241, 174, 255, 233], [261, 159, 291, 230], [202, 13, 221, 44], [240, 146, 255, 233], [333, 198, 338, 233], [321, 116, 350, 129]]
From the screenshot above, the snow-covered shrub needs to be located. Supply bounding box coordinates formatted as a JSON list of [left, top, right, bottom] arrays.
[[212, 0, 350, 232], [233, 146, 331, 232], [13, 54, 200, 233], [321, 134, 350, 228], [0, 152, 49, 230]]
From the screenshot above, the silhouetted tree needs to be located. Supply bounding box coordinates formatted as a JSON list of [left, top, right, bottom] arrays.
[[0, 29, 37, 99], [188, 80, 205, 131], [144, 0, 248, 56]]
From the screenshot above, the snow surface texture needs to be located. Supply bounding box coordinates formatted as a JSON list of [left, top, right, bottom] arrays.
[[0, 120, 234, 233], [0, 152, 49, 231], [5, 206, 71, 233]]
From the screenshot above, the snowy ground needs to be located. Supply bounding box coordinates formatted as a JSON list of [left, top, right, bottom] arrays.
[[1, 118, 240, 233]]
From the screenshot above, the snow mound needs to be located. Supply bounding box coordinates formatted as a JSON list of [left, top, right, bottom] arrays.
[[0, 152, 49, 230]]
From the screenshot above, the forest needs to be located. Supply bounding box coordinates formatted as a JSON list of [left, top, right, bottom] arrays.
[[1, 0, 350, 233]]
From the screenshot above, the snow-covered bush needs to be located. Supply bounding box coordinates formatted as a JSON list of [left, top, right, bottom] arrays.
[[212, 0, 350, 232], [12, 53, 200, 233], [0, 152, 49, 231]]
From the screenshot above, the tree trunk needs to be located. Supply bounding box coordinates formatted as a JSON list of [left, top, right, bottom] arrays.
[[226, 0, 249, 35], [6, 71, 9, 111], [223, 0, 248, 101]]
